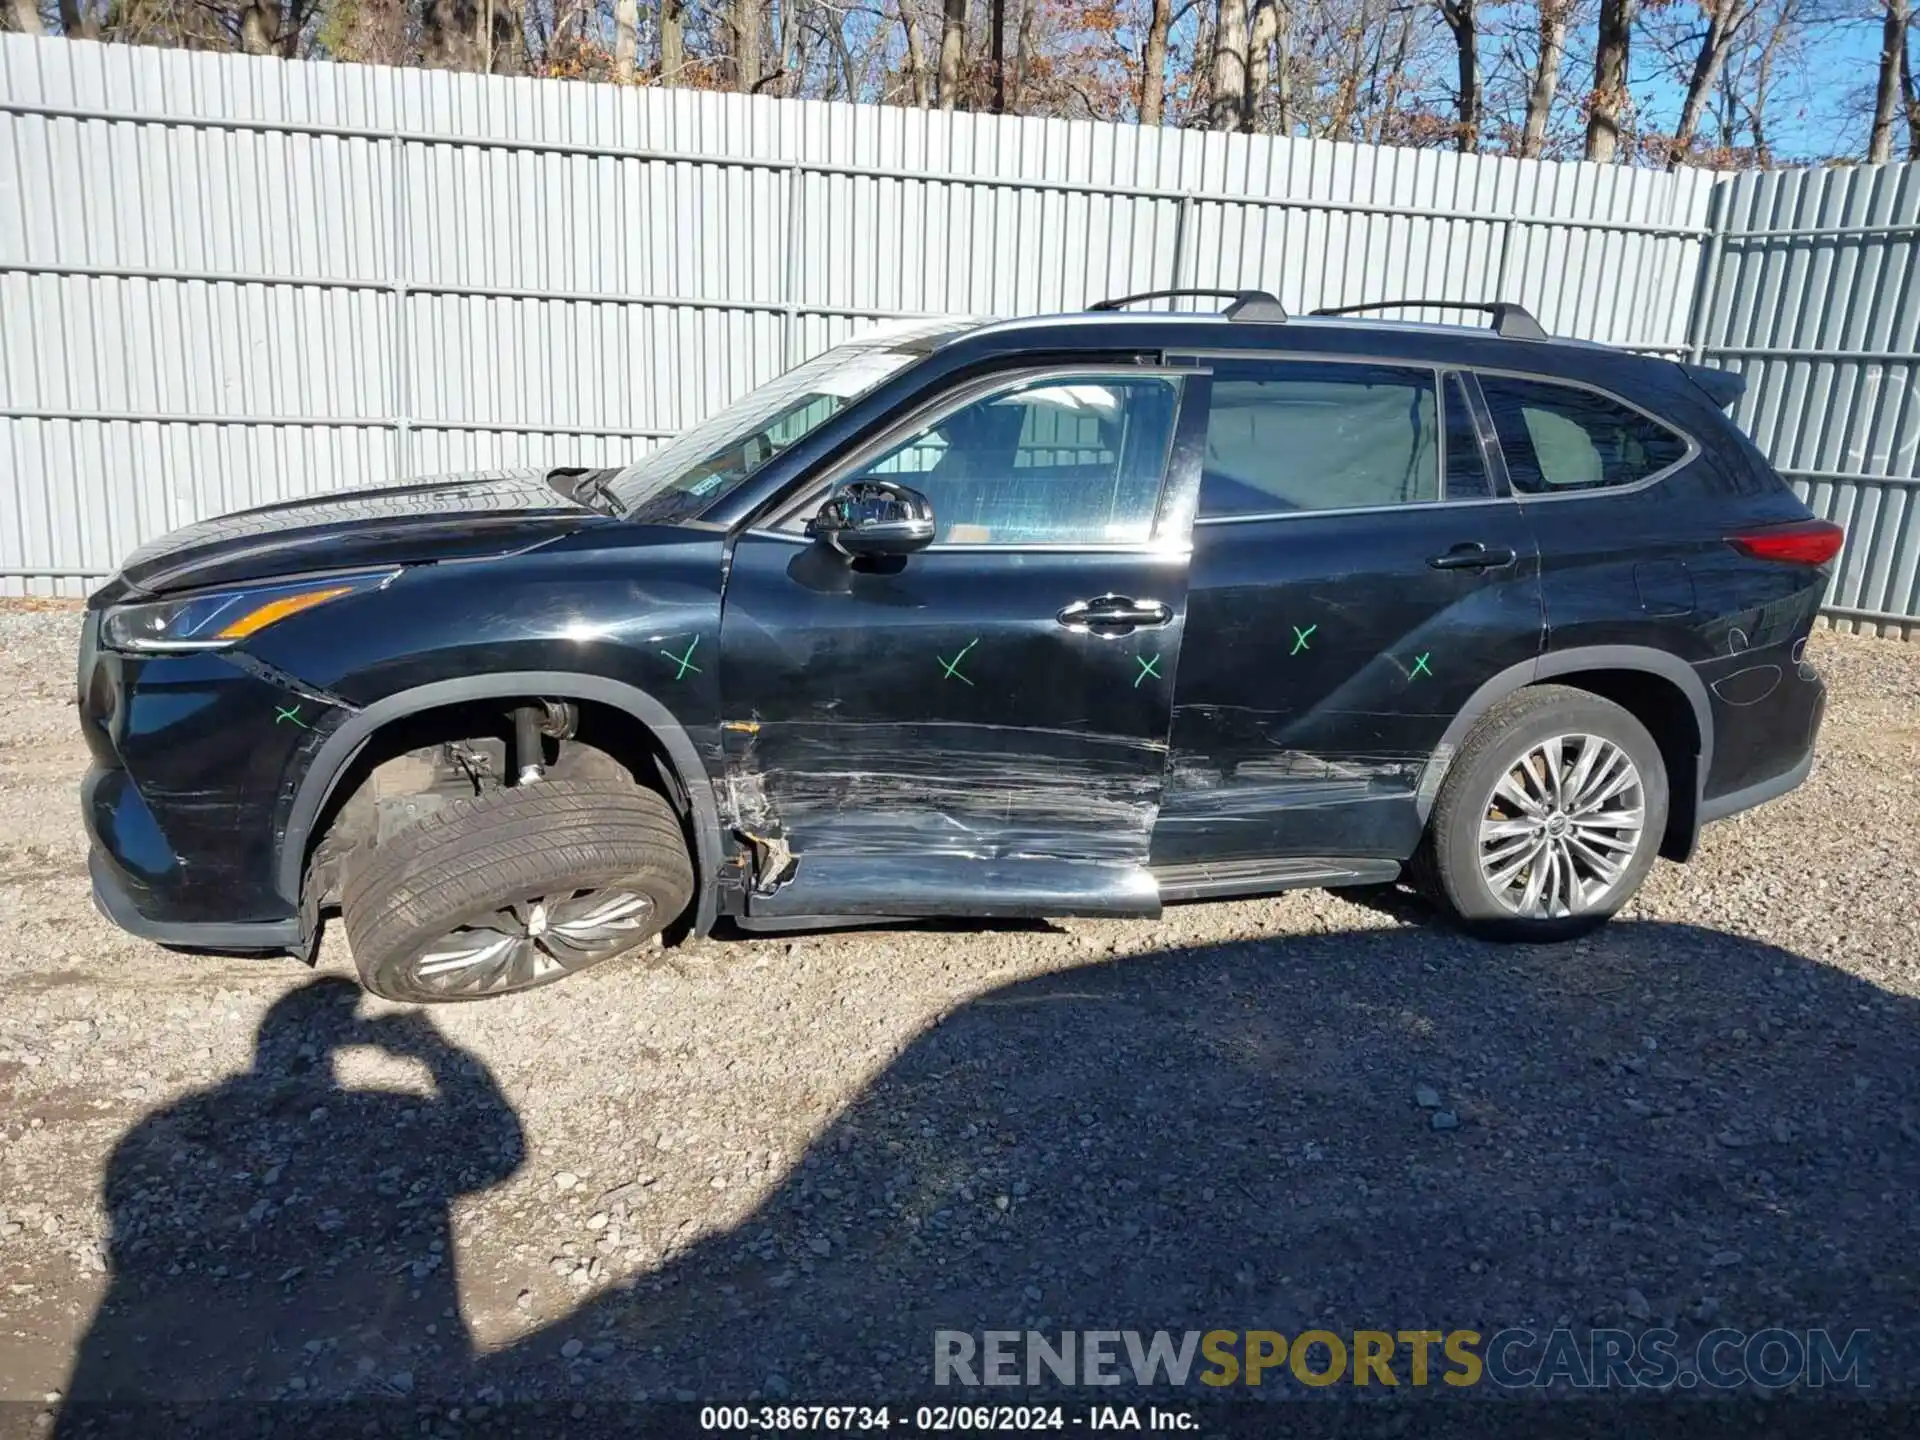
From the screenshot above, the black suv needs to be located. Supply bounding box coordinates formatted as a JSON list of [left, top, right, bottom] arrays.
[[78, 292, 1840, 1001]]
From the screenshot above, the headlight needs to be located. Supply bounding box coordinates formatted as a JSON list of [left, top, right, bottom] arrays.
[[101, 571, 397, 654]]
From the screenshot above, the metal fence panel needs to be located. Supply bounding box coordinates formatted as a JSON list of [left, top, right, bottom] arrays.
[[1, 33, 1904, 635], [1695, 165, 1920, 636]]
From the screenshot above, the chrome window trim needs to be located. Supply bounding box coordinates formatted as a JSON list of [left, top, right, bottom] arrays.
[[741, 526, 1192, 558], [1193, 496, 1517, 528], [759, 362, 1200, 549]]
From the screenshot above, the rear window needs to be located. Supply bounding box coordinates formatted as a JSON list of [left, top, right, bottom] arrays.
[[1479, 375, 1689, 494]]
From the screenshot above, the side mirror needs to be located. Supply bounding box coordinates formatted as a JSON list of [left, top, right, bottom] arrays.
[[806, 480, 936, 559]]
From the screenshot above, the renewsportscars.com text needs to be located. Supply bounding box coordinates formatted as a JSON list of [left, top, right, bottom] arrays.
[[933, 1327, 1869, 1391]]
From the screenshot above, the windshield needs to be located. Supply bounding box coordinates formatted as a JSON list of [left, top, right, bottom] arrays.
[[607, 317, 981, 521]]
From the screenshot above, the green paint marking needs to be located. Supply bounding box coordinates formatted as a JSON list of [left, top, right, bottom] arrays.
[[1290, 624, 1317, 655], [1411, 652, 1433, 680], [938, 637, 979, 686], [662, 635, 702, 680], [1134, 654, 1163, 688], [274, 704, 309, 729]]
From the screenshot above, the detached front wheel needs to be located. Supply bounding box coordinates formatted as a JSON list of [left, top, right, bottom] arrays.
[[342, 778, 694, 1002]]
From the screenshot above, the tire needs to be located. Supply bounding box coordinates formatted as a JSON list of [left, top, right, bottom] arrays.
[[1415, 684, 1668, 943], [341, 778, 694, 1003]]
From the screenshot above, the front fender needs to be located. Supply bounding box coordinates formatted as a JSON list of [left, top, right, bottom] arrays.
[[277, 671, 727, 937]]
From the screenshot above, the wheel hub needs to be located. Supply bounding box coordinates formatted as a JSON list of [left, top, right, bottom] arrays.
[[1476, 733, 1646, 921], [411, 886, 655, 997]]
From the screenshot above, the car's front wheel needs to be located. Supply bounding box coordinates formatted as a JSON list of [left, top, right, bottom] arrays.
[[341, 778, 694, 1002], [1417, 684, 1668, 942]]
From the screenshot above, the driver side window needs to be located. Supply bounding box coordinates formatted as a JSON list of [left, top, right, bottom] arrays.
[[822, 373, 1184, 546]]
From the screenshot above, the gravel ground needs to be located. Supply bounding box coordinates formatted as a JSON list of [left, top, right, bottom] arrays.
[[0, 603, 1916, 1422]]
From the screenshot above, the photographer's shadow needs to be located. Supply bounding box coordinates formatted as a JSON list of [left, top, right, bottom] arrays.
[[61, 975, 523, 1406]]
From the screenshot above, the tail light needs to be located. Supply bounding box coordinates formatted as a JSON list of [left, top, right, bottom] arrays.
[[1727, 519, 1846, 566]]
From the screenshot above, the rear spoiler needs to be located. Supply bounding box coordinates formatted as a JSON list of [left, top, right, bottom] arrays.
[[1678, 362, 1746, 410]]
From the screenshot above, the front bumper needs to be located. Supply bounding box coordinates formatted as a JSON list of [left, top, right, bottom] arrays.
[[78, 611, 312, 954], [88, 840, 303, 952]]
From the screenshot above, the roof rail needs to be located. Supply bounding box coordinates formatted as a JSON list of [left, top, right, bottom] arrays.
[[1310, 299, 1549, 341], [1089, 288, 1289, 324]]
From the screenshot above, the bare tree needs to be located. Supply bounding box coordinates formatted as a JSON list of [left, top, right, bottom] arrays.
[[238, 0, 280, 53], [1140, 0, 1172, 124], [1520, 0, 1570, 157], [1904, 8, 1920, 154], [1670, 0, 1762, 164], [899, 0, 932, 105], [736, 0, 764, 90], [1740, 0, 1800, 163], [11, 0, 44, 32], [936, 0, 966, 108], [612, 0, 637, 79], [423, 0, 480, 68], [1211, 0, 1249, 129], [56, 0, 98, 37], [658, 0, 685, 80], [1245, 0, 1277, 130], [1437, 0, 1481, 150], [1586, 0, 1637, 160], [1871, 0, 1910, 160]]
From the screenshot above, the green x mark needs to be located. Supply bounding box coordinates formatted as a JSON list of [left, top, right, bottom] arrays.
[[1291, 624, 1317, 656], [274, 704, 309, 729], [938, 637, 979, 686], [661, 635, 702, 680], [1134, 654, 1163, 688], [1410, 652, 1433, 680]]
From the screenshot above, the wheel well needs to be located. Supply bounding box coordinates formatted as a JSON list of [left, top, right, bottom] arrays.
[[1539, 667, 1702, 861], [300, 696, 698, 912]]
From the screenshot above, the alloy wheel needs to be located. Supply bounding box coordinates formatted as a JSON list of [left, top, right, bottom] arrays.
[[409, 887, 655, 997], [1476, 733, 1646, 920]]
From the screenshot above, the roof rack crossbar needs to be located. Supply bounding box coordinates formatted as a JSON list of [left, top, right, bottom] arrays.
[[1309, 299, 1548, 341], [1089, 288, 1288, 323]]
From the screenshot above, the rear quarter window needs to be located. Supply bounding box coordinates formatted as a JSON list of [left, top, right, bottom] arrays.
[[1479, 374, 1690, 495]]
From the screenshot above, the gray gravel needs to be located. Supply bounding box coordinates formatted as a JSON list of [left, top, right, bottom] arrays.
[[1, 602, 1917, 1410]]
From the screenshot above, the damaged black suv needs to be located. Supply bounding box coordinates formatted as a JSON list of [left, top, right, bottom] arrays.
[[79, 292, 1839, 1001]]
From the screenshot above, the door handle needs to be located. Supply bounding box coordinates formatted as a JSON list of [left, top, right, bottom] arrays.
[[1057, 595, 1173, 635], [1428, 542, 1518, 571]]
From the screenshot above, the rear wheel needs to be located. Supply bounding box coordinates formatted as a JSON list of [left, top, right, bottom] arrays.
[[342, 778, 694, 1002], [1417, 685, 1667, 942]]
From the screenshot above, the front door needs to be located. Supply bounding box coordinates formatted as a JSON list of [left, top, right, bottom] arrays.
[[718, 365, 1203, 919], [1153, 358, 1544, 869]]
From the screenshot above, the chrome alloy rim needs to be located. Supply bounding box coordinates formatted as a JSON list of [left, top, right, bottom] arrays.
[[410, 888, 655, 996], [1477, 734, 1646, 920]]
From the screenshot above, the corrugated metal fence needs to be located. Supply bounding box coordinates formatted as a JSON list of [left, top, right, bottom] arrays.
[[1693, 167, 1920, 635], [0, 34, 1911, 634]]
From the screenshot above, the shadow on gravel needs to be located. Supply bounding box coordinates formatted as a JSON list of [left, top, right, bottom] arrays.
[[56, 917, 1918, 1426], [58, 976, 524, 1413], [487, 916, 1916, 1403]]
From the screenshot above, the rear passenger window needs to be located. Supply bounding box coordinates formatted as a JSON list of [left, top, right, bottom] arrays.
[[1479, 375, 1689, 494], [1198, 362, 1439, 518]]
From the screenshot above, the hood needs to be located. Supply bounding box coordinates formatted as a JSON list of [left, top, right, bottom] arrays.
[[98, 468, 618, 600]]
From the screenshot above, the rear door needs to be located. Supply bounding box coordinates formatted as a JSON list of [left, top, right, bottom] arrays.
[[717, 364, 1205, 919], [1152, 356, 1544, 873]]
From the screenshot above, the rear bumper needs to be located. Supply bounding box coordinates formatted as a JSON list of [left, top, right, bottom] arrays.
[[1699, 672, 1825, 826]]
